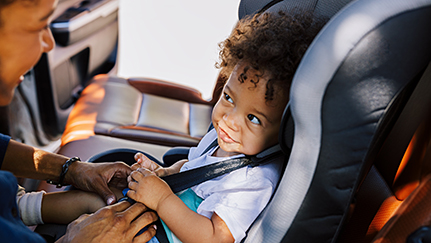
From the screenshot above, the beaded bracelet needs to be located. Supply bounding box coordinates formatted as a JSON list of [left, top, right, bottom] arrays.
[[47, 157, 81, 188]]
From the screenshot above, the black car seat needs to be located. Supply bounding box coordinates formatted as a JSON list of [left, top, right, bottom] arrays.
[[235, 0, 431, 242]]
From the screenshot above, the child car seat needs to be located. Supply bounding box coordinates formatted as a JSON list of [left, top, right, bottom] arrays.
[[69, 1, 431, 242], [237, 0, 431, 242]]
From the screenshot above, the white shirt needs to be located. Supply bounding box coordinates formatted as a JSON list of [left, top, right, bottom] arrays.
[[180, 129, 282, 242]]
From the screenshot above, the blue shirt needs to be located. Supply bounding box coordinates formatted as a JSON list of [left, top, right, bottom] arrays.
[[0, 133, 10, 168], [0, 134, 45, 242]]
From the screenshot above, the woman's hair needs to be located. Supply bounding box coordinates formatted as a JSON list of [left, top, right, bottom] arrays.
[[216, 10, 326, 101], [0, 0, 15, 7]]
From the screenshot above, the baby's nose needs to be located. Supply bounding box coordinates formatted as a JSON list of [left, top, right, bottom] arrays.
[[223, 113, 239, 131]]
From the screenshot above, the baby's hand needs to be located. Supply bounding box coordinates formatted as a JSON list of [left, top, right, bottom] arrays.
[[127, 168, 173, 211], [131, 153, 167, 177]]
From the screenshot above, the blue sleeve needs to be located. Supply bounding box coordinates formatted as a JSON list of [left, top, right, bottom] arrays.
[[0, 171, 45, 243], [0, 133, 11, 169]]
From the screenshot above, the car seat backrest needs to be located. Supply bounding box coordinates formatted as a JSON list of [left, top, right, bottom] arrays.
[[239, 0, 431, 242]]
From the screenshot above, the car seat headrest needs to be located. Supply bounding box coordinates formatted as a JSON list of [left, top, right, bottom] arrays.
[[238, 0, 356, 20]]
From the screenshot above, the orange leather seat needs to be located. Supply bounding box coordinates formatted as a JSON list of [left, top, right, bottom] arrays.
[[61, 74, 223, 147]]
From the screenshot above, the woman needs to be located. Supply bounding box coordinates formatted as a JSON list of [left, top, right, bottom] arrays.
[[0, 0, 157, 242]]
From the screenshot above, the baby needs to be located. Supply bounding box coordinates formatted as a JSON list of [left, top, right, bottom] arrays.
[[127, 10, 325, 243]]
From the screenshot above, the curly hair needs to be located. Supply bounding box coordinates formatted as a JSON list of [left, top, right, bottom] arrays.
[[216, 10, 326, 101]]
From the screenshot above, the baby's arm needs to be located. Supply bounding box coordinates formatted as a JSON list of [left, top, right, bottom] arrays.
[[127, 168, 234, 243], [41, 187, 123, 224]]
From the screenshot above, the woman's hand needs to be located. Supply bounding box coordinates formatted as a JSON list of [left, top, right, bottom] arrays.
[[57, 201, 158, 243], [127, 168, 174, 211], [65, 161, 132, 205]]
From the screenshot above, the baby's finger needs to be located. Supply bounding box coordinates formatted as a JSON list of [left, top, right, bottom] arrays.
[[130, 170, 144, 182], [131, 162, 140, 171], [134, 152, 144, 162], [127, 188, 137, 200], [140, 156, 155, 170], [128, 179, 138, 190], [136, 167, 155, 176]]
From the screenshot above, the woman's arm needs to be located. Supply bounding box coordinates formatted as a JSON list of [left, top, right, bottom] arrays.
[[127, 168, 234, 243], [2, 139, 132, 205], [2, 139, 70, 181]]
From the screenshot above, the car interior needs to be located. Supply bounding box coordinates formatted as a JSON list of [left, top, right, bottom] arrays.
[[2, 0, 431, 242]]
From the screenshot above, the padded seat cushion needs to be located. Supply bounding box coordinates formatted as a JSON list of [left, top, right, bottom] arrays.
[[61, 74, 213, 147]]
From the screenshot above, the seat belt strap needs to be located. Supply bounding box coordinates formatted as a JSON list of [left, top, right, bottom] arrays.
[[163, 134, 283, 193], [162, 156, 254, 193]]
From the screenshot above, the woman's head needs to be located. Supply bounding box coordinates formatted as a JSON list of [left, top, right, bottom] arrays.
[[0, 0, 56, 105]]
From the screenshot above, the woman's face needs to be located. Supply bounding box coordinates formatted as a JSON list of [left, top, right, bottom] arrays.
[[0, 0, 57, 106]]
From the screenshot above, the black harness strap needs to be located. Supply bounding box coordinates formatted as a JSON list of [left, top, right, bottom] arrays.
[[162, 156, 255, 193], [162, 136, 282, 193]]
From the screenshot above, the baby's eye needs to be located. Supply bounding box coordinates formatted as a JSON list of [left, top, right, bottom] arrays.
[[247, 114, 261, 125], [224, 93, 233, 103]]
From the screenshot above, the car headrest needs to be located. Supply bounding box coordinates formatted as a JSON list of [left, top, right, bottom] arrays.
[[238, 0, 355, 20], [243, 0, 431, 242]]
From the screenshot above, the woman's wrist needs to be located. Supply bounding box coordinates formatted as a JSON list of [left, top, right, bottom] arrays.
[[62, 160, 83, 186], [47, 157, 81, 187]]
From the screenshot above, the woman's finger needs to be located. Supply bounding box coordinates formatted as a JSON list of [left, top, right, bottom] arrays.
[[107, 200, 132, 212], [132, 225, 157, 243], [120, 202, 150, 222]]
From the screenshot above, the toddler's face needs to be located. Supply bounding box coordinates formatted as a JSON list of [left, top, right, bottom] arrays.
[[212, 62, 288, 156]]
